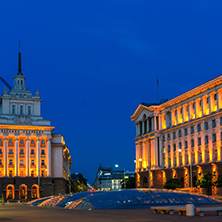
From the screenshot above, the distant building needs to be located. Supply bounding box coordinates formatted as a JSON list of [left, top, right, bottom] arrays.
[[93, 164, 134, 190], [131, 75, 222, 195], [0, 52, 72, 200]]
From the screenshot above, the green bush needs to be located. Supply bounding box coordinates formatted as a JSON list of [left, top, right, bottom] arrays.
[[163, 178, 182, 189]]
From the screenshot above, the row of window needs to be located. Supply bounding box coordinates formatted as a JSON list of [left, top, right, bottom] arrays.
[[164, 133, 220, 153], [3, 170, 46, 178], [0, 148, 46, 155], [163, 118, 220, 141], [0, 158, 46, 166], [0, 139, 46, 145], [12, 104, 31, 115]]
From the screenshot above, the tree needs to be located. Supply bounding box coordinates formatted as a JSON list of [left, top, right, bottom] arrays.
[[196, 172, 212, 195], [71, 173, 88, 193], [214, 175, 222, 188], [121, 177, 136, 189], [163, 178, 182, 189]]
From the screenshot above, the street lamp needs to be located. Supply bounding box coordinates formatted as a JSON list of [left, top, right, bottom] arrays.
[[115, 164, 126, 189]]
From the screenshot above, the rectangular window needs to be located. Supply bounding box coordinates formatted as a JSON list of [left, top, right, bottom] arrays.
[[179, 142, 182, 151], [12, 105, 15, 114], [162, 135, 165, 142], [212, 119, 216, 128], [31, 149, 35, 155], [28, 106, 31, 115], [31, 139, 35, 144], [184, 128, 188, 136], [168, 145, 171, 152], [220, 117, 222, 126], [41, 149, 45, 155], [20, 149, 24, 154], [9, 159, 13, 165], [0, 149, 2, 154], [178, 130, 181, 138], [0, 159, 2, 165], [212, 134, 216, 143], [205, 135, 209, 144], [9, 139, 13, 143], [191, 126, 194, 134], [9, 149, 13, 154], [191, 139, 194, 147], [173, 144, 176, 151], [173, 132, 176, 139], [9, 171, 12, 177], [31, 160, 34, 165], [20, 105, 23, 114], [41, 160, 45, 165], [163, 146, 165, 154], [31, 171, 34, 177], [204, 122, 208, 130], [198, 137, 201, 146], [185, 141, 188, 149], [197, 124, 201, 132], [167, 134, 170, 140]]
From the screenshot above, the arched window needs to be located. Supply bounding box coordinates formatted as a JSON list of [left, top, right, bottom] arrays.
[[19, 184, 27, 199], [31, 185, 39, 199], [6, 185, 15, 199]]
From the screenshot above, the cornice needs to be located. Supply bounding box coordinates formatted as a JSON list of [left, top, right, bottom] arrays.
[[131, 75, 222, 122], [0, 124, 55, 131]]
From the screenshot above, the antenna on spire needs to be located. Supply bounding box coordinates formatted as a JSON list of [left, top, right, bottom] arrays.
[[18, 41, 22, 73]]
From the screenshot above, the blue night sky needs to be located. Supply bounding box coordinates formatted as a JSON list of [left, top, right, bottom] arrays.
[[1, 1, 222, 184]]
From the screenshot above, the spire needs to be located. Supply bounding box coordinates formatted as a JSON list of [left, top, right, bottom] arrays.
[[18, 41, 22, 73]]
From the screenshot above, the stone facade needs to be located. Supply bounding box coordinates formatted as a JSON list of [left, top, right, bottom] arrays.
[[131, 75, 222, 195]]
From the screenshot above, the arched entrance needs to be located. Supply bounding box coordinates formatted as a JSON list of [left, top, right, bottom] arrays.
[[31, 184, 39, 199], [19, 184, 27, 199], [6, 185, 14, 199]]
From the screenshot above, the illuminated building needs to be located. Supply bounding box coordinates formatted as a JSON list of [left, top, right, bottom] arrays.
[[131, 75, 222, 195], [0, 52, 72, 200], [93, 164, 134, 190]]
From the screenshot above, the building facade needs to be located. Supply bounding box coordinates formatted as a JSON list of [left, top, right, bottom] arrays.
[[0, 52, 72, 200], [93, 165, 134, 190], [131, 75, 222, 195]]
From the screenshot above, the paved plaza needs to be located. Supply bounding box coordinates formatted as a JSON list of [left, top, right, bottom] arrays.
[[0, 204, 222, 222]]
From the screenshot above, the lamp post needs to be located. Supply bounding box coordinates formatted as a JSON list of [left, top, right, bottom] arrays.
[[115, 164, 126, 189]]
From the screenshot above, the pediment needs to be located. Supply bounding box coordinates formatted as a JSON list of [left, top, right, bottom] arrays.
[[131, 104, 153, 122], [136, 109, 153, 122]]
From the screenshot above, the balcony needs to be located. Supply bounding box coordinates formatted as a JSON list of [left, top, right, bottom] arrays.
[[30, 164, 36, 168], [19, 154, 25, 158], [0, 164, 3, 168], [19, 164, 26, 168], [8, 153, 14, 158], [41, 164, 47, 169], [19, 144, 25, 148], [40, 144, 46, 148], [8, 164, 14, 168], [30, 144, 36, 148], [30, 154, 35, 158], [8, 143, 14, 147], [0, 154, 3, 158]]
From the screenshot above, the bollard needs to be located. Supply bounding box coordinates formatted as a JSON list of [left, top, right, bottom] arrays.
[[186, 204, 195, 216]]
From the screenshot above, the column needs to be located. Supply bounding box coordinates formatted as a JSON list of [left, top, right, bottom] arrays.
[[37, 138, 40, 176], [187, 104, 190, 121], [4, 137, 7, 176], [139, 142, 142, 169], [208, 95, 211, 114], [217, 92, 219, 111], [201, 98, 204, 116], [171, 110, 175, 126], [136, 124, 138, 136], [26, 138, 30, 176], [218, 89, 222, 110], [15, 138, 19, 176], [146, 140, 150, 168], [147, 118, 150, 133], [194, 102, 196, 119], [135, 143, 139, 170], [47, 138, 51, 177]]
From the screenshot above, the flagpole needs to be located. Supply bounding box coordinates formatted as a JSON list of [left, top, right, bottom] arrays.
[[157, 75, 159, 103]]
